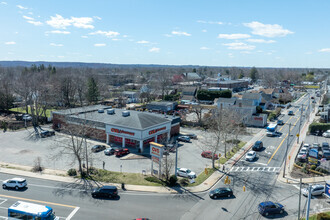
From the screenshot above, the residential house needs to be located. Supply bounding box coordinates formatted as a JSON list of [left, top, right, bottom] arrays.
[[146, 101, 178, 113], [182, 72, 202, 81], [242, 93, 262, 106], [181, 87, 197, 103], [122, 91, 139, 103]]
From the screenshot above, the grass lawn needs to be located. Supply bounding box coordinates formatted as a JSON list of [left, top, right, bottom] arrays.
[[89, 169, 164, 186], [10, 107, 55, 118], [219, 141, 247, 164], [187, 168, 216, 187], [303, 211, 330, 220]]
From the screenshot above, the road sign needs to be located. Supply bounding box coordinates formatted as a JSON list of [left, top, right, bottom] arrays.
[[204, 168, 208, 175], [243, 186, 246, 192], [219, 153, 222, 158]]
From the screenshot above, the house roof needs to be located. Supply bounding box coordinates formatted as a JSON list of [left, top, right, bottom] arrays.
[[181, 95, 195, 101], [261, 93, 273, 102], [184, 72, 201, 79], [242, 93, 262, 100], [259, 88, 274, 95], [52, 105, 108, 115], [235, 99, 254, 107], [182, 87, 197, 93]]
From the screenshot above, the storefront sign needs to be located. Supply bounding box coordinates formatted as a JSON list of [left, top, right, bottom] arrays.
[[111, 128, 135, 136], [152, 156, 160, 164], [150, 142, 164, 158], [308, 157, 318, 165], [149, 126, 166, 135], [254, 117, 263, 121]]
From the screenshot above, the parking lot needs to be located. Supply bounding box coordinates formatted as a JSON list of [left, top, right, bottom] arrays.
[[0, 125, 261, 176]]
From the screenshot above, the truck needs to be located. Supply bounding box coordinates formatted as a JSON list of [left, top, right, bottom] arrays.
[[266, 123, 277, 137], [325, 180, 330, 202]]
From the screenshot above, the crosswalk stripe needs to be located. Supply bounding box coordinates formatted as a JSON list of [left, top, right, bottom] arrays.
[[230, 167, 281, 172]]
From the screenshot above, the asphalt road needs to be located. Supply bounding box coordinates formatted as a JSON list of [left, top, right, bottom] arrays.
[[0, 90, 328, 220]]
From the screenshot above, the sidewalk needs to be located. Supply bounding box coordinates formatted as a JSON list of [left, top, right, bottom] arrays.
[[277, 98, 330, 184], [0, 128, 266, 194]]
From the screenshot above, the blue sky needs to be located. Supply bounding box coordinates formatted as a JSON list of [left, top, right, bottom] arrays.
[[1, 0, 330, 68]]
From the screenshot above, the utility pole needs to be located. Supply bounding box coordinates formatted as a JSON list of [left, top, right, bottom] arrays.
[[297, 104, 303, 144], [283, 123, 291, 178], [298, 177, 302, 220], [175, 140, 178, 176], [306, 184, 312, 220]]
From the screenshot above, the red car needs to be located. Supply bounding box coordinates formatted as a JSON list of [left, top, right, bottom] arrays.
[[201, 151, 219, 160], [114, 148, 130, 157]]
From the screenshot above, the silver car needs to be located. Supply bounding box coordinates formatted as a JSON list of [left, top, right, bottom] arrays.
[[302, 184, 325, 197], [2, 178, 27, 190]]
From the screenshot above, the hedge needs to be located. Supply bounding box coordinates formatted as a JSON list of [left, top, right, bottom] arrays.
[[308, 122, 330, 133]]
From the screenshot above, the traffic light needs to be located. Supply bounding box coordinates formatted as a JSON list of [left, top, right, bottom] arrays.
[[219, 153, 222, 158], [224, 176, 229, 184], [243, 186, 246, 192]]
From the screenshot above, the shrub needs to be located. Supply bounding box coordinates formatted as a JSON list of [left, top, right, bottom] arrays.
[[316, 212, 330, 220], [168, 175, 178, 186], [89, 167, 98, 175], [31, 157, 43, 172], [67, 168, 77, 176], [311, 165, 317, 170], [296, 161, 304, 167], [318, 168, 328, 174], [179, 178, 189, 186], [301, 164, 309, 174], [145, 176, 163, 184]]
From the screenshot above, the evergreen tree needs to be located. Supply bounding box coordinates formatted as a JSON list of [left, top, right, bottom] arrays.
[[250, 67, 258, 83], [86, 77, 99, 103]]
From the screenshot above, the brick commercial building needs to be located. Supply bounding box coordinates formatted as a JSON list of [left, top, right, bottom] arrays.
[[52, 105, 181, 152]]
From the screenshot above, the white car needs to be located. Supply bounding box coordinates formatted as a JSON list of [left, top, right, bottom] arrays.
[[323, 130, 330, 138], [22, 114, 32, 121], [302, 184, 325, 197], [266, 131, 276, 137], [177, 168, 196, 179], [2, 178, 27, 190], [245, 151, 256, 161]]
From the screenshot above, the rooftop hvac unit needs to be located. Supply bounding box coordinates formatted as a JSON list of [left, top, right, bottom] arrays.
[[107, 109, 115, 115], [98, 109, 104, 113], [122, 111, 130, 117]]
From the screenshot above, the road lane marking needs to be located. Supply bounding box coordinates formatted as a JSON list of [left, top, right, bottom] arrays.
[[66, 206, 80, 220], [0, 199, 7, 206], [267, 133, 288, 164], [0, 194, 76, 209], [253, 162, 268, 166]]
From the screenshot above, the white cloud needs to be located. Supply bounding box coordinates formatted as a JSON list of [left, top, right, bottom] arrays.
[[112, 38, 120, 41], [164, 34, 172, 37], [202, 29, 207, 33], [171, 31, 191, 36], [200, 47, 210, 50], [123, 35, 128, 38], [137, 40, 150, 44], [243, 21, 293, 37], [197, 20, 223, 25], [319, 48, 330, 52], [46, 30, 70, 34], [27, 20, 43, 26], [223, 42, 255, 50], [50, 43, 63, 47], [218, 34, 251, 39], [93, 16, 102, 20], [246, 39, 276, 43], [228, 53, 234, 58], [94, 43, 106, 47], [89, 30, 120, 38], [149, 47, 160, 52], [81, 36, 88, 38], [17, 5, 28, 10], [23, 15, 33, 20], [5, 41, 16, 45], [1, 2, 7, 5], [46, 14, 95, 29], [240, 51, 252, 54]]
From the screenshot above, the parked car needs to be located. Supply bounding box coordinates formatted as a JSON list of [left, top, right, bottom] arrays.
[[299, 148, 308, 156], [2, 178, 27, 190], [201, 151, 219, 160], [311, 143, 322, 151], [252, 141, 263, 151], [245, 151, 256, 161], [322, 130, 330, 138], [114, 148, 130, 157], [258, 201, 284, 216], [91, 145, 106, 153], [322, 142, 329, 150], [185, 133, 197, 139], [302, 184, 325, 197], [209, 187, 233, 199], [277, 120, 284, 125], [40, 130, 55, 138], [104, 147, 115, 156], [91, 185, 118, 198], [22, 114, 32, 121], [288, 110, 294, 115], [177, 136, 191, 142], [320, 149, 330, 159], [311, 96, 314, 99], [296, 152, 307, 162], [177, 168, 196, 179], [266, 131, 276, 137]]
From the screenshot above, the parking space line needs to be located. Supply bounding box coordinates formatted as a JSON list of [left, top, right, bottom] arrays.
[[0, 199, 7, 206], [0, 194, 76, 209]]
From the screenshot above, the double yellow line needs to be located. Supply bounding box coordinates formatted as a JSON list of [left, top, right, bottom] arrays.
[[267, 98, 309, 164]]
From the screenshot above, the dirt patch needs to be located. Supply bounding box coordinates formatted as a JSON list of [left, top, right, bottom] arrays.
[[290, 166, 322, 179], [121, 154, 151, 160]]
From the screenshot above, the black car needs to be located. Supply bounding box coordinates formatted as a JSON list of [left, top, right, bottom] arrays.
[[209, 187, 233, 199], [322, 142, 329, 150], [185, 133, 198, 139], [40, 130, 55, 138], [91, 145, 106, 153], [91, 186, 118, 198], [258, 201, 284, 216], [252, 141, 263, 151]]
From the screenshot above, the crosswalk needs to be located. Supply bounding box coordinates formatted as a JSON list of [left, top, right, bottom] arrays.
[[230, 167, 281, 172]]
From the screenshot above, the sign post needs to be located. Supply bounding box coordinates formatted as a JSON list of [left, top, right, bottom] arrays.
[[150, 142, 164, 179]]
